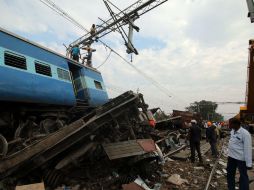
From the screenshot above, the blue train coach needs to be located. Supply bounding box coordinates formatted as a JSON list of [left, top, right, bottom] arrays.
[[0, 27, 109, 108]]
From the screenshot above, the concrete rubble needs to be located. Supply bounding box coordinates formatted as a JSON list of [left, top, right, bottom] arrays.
[[167, 174, 188, 186]]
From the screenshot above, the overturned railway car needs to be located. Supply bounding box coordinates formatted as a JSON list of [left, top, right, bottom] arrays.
[[0, 28, 109, 142], [0, 29, 163, 190]]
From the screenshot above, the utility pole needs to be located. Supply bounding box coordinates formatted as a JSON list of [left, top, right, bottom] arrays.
[[246, 0, 254, 23]]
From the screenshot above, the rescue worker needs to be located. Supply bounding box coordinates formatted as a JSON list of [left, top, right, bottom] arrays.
[[214, 122, 221, 140], [206, 122, 218, 158], [227, 118, 252, 190], [71, 45, 81, 62], [188, 119, 203, 163], [90, 24, 97, 36], [90, 24, 98, 42]]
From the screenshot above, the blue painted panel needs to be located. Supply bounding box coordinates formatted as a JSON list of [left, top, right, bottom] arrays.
[[81, 67, 104, 82], [0, 31, 68, 69], [86, 88, 108, 106], [87, 88, 109, 106], [84, 76, 106, 91], [0, 47, 72, 83], [76, 87, 108, 107], [73, 67, 109, 105], [0, 66, 76, 106]]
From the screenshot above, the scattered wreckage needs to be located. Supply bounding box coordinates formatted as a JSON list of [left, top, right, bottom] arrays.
[[0, 92, 168, 190], [0, 91, 191, 190]]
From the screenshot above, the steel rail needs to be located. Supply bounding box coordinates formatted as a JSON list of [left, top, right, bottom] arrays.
[[163, 144, 188, 158], [204, 139, 226, 190]]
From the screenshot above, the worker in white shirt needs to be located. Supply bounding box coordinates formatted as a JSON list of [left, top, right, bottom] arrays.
[[227, 118, 252, 190]]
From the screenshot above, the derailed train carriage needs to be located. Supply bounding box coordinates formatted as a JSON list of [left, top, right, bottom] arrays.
[[0, 27, 108, 142], [0, 28, 162, 189]]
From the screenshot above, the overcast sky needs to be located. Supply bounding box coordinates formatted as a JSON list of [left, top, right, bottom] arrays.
[[0, 0, 253, 119]]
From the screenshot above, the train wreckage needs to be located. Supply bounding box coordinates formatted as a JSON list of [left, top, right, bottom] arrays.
[[0, 1, 188, 188], [0, 89, 176, 189]]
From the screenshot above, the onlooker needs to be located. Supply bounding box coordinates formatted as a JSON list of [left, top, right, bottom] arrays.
[[71, 45, 81, 62], [206, 123, 218, 158], [188, 119, 203, 163], [227, 118, 252, 190]]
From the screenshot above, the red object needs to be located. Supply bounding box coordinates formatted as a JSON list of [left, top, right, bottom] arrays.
[[149, 119, 156, 127]]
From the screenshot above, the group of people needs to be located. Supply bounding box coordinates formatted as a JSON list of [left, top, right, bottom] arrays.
[[69, 24, 98, 67], [188, 120, 220, 163], [70, 45, 95, 67], [188, 118, 252, 190]]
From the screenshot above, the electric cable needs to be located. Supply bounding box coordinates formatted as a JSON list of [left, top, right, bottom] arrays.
[[96, 50, 112, 69]]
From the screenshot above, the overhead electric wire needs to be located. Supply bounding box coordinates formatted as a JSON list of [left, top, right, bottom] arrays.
[[96, 50, 112, 69], [39, 0, 173, 99], [39, 0, 87, 32]]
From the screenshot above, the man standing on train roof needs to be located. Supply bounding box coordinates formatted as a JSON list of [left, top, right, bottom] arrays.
[[227, 118, 252, 190], [71, 45, 81, 62], [82, 45, 96, 67], [188, 119, 203, 163]]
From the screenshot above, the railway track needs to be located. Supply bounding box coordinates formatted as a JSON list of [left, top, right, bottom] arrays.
[[204, 139, 227, 190]]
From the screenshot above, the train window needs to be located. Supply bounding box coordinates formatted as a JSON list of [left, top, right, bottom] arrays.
[[94, 80, 103, 90], [57, 68, 71, 81], [4, 52, 27, 70], [35, 61, 52, 77]]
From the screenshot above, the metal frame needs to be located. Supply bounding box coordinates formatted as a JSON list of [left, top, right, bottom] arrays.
[[246, 0, 254, 23], [69, 0, 168, 48]]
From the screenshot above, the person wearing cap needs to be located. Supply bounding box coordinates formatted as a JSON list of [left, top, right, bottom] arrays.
[[227, 118, 252, 190], [206, 123, 218, 158], [188, 119, 203, 163]]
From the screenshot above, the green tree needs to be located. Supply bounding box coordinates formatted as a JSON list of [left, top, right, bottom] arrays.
[[186, 100, 224, 121]]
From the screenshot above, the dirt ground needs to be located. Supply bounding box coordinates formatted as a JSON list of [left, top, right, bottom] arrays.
[[160, 138, 254, 190]]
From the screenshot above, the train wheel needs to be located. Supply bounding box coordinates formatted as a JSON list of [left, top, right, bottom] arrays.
[[39, 118, 66, 134]]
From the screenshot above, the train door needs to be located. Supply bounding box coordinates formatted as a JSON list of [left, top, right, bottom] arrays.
[[67, 62, 84, 99]]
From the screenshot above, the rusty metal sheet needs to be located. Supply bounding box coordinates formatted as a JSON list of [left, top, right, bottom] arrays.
[[122, 182, 144, 190], [103, 140, 145, 160], [247, 45, 254, 112], [137, 139, 156, 152], [103, 139, 156, 160]]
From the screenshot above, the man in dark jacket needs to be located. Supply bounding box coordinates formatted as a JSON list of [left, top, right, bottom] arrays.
[[189, 120, 203, 163], [206, 124, 218, 158]]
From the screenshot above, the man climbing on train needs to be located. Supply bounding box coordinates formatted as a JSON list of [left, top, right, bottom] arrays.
[[82, 45, 96, 67]]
